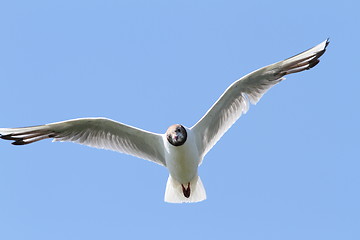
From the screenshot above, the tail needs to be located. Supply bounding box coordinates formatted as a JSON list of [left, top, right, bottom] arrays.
[[164, 175, 206, 203]]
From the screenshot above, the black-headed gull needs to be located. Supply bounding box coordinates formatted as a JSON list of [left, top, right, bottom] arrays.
[[0, 40, 329, 203]]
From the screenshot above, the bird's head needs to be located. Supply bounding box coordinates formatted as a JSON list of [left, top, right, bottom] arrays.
[[166, 124, 187, 146]]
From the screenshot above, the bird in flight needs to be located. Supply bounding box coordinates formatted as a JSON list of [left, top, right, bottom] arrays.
[[0, 39, 329, 203]]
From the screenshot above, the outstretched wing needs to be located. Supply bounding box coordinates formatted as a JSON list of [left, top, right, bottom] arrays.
[[191, 39, 329, 161], [0, 117, 166, 166]]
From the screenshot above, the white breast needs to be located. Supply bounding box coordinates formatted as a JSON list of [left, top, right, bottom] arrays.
[[163, 127, 200, 184]]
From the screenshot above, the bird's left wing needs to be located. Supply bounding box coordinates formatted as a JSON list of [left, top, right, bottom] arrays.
[[0, 117, 166, 166], [191, 39, 329, 162]]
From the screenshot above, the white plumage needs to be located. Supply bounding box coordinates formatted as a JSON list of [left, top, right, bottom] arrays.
[[0, 40, 329, 203]]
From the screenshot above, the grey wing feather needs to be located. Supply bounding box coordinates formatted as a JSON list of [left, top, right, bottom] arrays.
[[0, 118, 166, 166], [191, 39, 329, 162]]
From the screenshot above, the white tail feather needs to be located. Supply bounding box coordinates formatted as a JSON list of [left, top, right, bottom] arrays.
[[164, 175, 206, 203]]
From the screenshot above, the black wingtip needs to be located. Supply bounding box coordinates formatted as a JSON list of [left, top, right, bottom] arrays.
[[1, 134, 27, 145], [1, 134, 19, 140], [324, 38, 330, 50], [11, 140, 27, 145], [307, 59, 320, 69]]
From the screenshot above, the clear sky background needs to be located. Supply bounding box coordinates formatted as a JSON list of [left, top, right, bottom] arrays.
[[0, 1, 359, 239]]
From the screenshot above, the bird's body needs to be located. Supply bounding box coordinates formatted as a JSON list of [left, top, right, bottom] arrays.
[[164, 126, 199, 184], [0, 40, 329, 203]]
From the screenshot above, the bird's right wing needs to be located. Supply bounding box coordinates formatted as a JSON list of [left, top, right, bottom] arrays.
[[0, 117, 166, 166], [191, 39, 329, 161]]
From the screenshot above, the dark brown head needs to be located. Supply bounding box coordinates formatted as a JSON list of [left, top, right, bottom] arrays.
[[166, 124, 187, 147]]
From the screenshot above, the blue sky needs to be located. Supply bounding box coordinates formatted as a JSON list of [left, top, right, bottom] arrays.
[[0, 0, 359, 239]]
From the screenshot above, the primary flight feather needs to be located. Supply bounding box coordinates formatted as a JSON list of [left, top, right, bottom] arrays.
[[0, 39, 329, 203]]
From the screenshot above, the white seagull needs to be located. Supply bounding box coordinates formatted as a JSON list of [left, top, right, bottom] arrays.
[[0, 40, 329, 203]]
